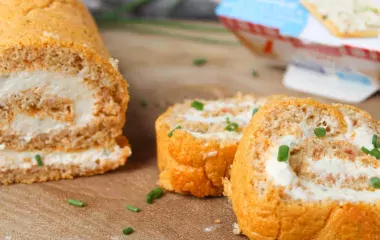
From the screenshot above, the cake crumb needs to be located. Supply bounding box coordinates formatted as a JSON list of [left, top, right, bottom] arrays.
[[233, 223, 241, 235], [42, 31, 59, 39], [108, 58, 119, 71], [204, 225, 216, 232]]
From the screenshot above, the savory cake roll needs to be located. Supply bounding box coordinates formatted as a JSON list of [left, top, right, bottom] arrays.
[[226, 97, 380, 240], [301, 0, 380, 38], [155, 93, 274, 197], [0, 1, 131, 184]]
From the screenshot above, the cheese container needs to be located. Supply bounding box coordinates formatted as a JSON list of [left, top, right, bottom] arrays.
[[216, 0, 380, 103]]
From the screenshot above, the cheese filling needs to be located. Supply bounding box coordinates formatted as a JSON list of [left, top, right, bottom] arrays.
[[265, 116, 380, 202], [0, 145, 126, 171], [305, 0, 380, 33], [0, 70, 95, 140], [171, 96, 265, 141]]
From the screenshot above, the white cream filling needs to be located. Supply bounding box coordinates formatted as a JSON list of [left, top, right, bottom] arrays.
[[179, 99, 262, 141], [265, 117, 380, 202], [0, 70, 95, 140], [0, 145, 125, 171], [306, 0, 380, 33]]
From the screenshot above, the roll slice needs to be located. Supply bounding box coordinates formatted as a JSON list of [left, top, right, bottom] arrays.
[[227, 97, 380, 240], [0, 1, 131, 184], [155, 93, 278, 197]]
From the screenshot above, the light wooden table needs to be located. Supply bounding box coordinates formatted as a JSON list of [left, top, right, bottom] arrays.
[[1, 21, 379, 240]]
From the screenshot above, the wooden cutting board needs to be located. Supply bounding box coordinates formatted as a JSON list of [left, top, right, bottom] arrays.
[[1, 21, 380, 240]]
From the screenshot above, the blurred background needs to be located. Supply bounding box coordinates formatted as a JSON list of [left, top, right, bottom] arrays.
[[83, 0, 220, 20]]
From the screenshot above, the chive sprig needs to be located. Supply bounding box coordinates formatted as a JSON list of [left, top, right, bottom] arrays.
[[126, 205, 140, 212], [68, 198, 85, 207], [168, 125, 181, 137], [191, 100, 204, 111], [225, 117, 239, 132], [314, 127, 326, 138], [277, 145, 290, 162], [146, 187, 164, 204], [123, 227, 134, 235], [35, 154, 43, 166]]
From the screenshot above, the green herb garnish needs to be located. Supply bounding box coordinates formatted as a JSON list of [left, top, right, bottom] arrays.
[[140, 99, 148, 108], [370, 148, 380, 160], [193, 58, 207, 66], [277, 145, 290, 162], [370, 177, 380, 189], [252, 108, 259, 116], [252, 69, 259, 77], [123, 227, 134, 235], [35, 154, 43, 166], [126, 205, 140, 212], [168, 125, 181, 137], [373, 134, 379, 148], [146, 187, 164, 204], [314, 127, 326, 138], [191, 100, 204, 111], [68, 198, 85, 207], [225, 117, 239, 132], [361, 146, 371, 154]]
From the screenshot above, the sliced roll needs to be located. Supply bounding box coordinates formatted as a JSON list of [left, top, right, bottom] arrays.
[[155, 93, 283, 197], [227, 97, 380, 240], [0, 1, 131, 184]]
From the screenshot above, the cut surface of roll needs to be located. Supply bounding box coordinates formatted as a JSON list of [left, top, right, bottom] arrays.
[[0, 0, 130, 184], [227, 97, 380, 240], [155, 93, 273, 197]]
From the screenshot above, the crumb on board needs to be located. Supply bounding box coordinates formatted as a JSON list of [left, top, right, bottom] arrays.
[[233, 223, 241, 235], [214, 219, 222, 224], [204, 225, 217, 233]]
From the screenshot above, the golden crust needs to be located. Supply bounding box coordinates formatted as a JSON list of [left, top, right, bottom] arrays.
[[301, 0, 379, 38], [228, 97, 380, 240]]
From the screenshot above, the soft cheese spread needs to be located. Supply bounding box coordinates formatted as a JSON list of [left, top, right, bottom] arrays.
[[0, 70, 95, 140], [305, 0, 380, 33], [166, 94, 266, 141]]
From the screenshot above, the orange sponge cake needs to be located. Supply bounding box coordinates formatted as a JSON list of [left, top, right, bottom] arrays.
[[155, 93, 275, 197], [0, 0, 131, 184], [226, 97, 380, 239]]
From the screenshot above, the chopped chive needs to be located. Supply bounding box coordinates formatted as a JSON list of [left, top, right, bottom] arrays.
[[252, 108, 259, 116], [68, 198, 85, 207], [168, 125, 181, 137], [226, 117, 231, 124], [193, 58, 207, 66], [191, 100, 204, 111], [361, 147, 371, 154], [252, 69, 259, 77], [123, 227, 134, 235], [140, 99, 148, 108], [146, 186, 164, 204], [370, 148, 380, 160], [277, 145, 290, 162], [126, 205, 140, 212], [314, 127, 326, 138], [373, 134, 378, 148], [35, 154, 43, 166], [225, 122, 239, 132], [225, 117, 239, 132], [370, 177, 380, 189]]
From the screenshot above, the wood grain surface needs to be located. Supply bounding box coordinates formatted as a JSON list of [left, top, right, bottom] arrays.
[[1, 21, 380, 240]]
